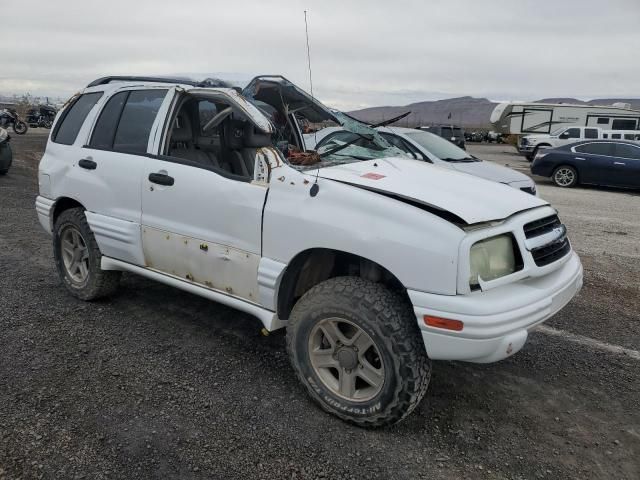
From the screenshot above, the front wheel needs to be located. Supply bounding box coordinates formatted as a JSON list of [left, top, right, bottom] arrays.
[[53, 207, 121, 300], [13, 121, 28, 135], [286, 277, 431, 427], [552, 165, 578, 188]]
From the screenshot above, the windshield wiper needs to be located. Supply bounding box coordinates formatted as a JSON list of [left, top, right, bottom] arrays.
[[441, 157, 477, 163]]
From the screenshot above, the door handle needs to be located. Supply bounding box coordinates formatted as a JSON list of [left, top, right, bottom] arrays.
[[148, 172, 175, 186], [78, 158, 97, 170], [614, 162, 626, 166], [574, 157, 586, 161]]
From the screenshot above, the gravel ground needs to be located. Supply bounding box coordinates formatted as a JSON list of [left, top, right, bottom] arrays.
[[0, 132, 639, 480]]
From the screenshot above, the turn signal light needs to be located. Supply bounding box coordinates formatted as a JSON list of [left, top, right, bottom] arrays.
[[423, 315, 464, 331]]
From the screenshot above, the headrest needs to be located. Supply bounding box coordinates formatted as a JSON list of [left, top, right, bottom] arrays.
[[171, 114, 193, 143], [224, 119, 271, 150]]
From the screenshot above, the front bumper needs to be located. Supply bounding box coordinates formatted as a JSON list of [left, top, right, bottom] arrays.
[[518, 144, 535, 155], [408, 251, 583, 363]]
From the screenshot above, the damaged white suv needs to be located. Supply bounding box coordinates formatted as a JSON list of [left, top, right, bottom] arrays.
[[36, 76, 583, 426]]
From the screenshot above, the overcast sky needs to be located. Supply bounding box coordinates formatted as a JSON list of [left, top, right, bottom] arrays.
[[1, 0, 639, 110]]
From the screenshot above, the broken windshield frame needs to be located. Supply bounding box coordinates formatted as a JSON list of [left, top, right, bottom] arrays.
[[241, 76, 410, 169]]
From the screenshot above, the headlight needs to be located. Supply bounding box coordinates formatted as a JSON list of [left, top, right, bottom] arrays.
[[469, 234, 519, 287]]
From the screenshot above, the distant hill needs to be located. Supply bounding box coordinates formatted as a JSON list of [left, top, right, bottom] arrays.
[[348, 96, 640, 129]]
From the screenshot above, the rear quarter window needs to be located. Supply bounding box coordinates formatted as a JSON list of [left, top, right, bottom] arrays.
[[52, 92, 103, 145]]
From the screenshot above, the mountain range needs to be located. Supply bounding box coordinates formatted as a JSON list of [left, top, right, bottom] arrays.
[[348, 97, 640, 129]]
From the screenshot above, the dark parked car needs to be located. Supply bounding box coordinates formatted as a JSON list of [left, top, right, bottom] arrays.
[[416, 125, 465, 149], [531, 140, 640, 188], [0, 127, 12, 175]]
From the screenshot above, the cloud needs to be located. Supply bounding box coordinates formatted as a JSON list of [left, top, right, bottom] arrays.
[[1, 0, 638, 109]]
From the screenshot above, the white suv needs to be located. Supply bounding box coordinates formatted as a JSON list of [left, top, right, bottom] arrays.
[[36, 76, 583, 426]]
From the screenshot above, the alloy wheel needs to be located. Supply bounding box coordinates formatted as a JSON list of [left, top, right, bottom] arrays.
[[308, 317, 385, 402], [554, 167, 575, 186], [60, 226, 90, 284]]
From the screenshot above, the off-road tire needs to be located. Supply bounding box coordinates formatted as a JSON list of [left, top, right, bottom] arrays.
[[53, 207, 121, 300], [286, 276, 431, 427]]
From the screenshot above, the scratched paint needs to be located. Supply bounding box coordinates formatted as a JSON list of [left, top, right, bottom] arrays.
[[142, 226, 260, 302]]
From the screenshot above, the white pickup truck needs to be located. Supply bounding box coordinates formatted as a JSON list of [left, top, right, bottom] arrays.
[[518, 126, 640, 160], [36, 75, 583, 426]]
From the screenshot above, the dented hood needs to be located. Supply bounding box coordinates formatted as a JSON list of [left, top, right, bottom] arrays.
[[316, 158, 548, 225]]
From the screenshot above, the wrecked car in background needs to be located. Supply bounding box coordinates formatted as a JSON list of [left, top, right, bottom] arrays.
[[35, 75, 583, 427]]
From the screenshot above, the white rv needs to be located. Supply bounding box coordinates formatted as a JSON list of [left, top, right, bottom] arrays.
[[491, 101, 640, 135]]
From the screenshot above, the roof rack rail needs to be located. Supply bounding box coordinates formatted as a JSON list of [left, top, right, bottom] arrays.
[[87, 76, 199, 88], [86, 76, 236, 88]]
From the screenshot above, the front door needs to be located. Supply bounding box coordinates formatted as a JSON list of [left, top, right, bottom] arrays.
[[611, 143, 640, 187], [140, 90, 272, 303], [140, 158, 268, 302], [571, 142, 615, 184]]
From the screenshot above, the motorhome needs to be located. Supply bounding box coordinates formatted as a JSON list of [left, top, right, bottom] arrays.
[[491, 101, 640, 135]]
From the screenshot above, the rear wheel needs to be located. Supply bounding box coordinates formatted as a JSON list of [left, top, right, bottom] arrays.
[[53, 207, 121, 300], [286, 276, 431, 427], [552, 165, 578, 188], [13, 121, 27, 135]]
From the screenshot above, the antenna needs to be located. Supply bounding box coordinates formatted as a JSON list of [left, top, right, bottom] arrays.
[[304, 10, 320, 197]]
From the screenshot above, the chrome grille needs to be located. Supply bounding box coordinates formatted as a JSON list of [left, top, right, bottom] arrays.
[[523, 215, 570, 266], [523, 215, 561, 239]]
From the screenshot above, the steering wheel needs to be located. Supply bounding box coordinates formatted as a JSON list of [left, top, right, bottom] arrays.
[[203, 107, 233, 132]]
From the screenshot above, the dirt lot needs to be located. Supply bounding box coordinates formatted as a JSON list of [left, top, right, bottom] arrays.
[[1, 131, 639, 480]]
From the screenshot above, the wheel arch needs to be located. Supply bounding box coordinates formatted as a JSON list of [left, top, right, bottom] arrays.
[[52, 197, 85, 228], [276, 247, 410, 321]]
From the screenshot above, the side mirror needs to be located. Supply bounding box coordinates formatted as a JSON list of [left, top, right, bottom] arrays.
[[559, 132, 570, 139]]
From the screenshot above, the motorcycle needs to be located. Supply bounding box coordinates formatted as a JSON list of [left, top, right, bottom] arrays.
[[0, 127, 12, 175], [0, 108, 28, 135], [26, 105, 57, 129]]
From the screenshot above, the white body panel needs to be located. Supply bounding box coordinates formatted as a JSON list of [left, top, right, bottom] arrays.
[[491, 101, 640, 135], [262, 163, 465, 295], [315, 158, 546, 225]]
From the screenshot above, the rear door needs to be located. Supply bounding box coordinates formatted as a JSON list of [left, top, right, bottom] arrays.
[[79, 87, 171, 265], [611, 143, 640, 187]]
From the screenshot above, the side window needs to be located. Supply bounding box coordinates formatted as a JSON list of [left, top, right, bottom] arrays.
[[113, 90, 168, 153], [89, 92, 128, 149], [614, 144, 640, 160], [603, 133, 609, 139], [611, 133, 622, 139], [623, 133, 635, 140], [52, 92, 103, 145], [611, 118, 637, 130], [575, 143, 615, 156], [597, 118, 609, 125], [566, 128, 580, 139], [584, 128, 598, 139]]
